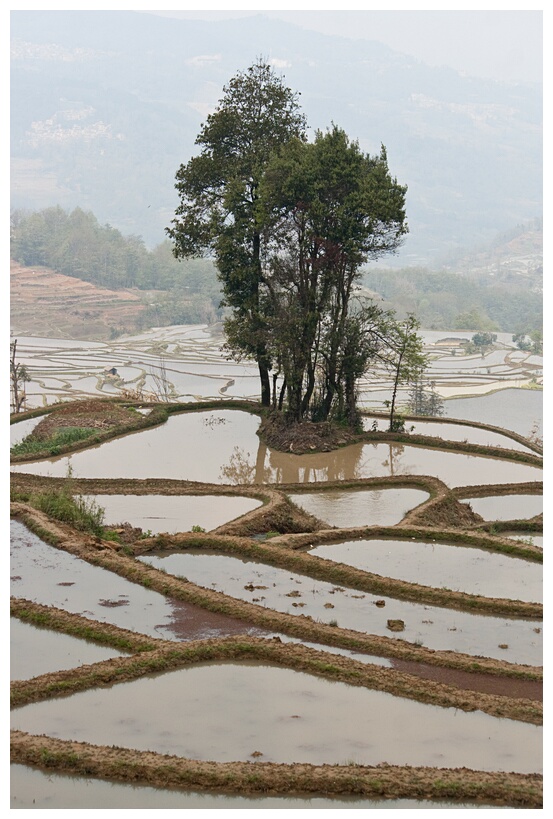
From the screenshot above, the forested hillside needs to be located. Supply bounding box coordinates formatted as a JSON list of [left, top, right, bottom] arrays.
[[11, 206, 541, 337], [11, 207, 221, 328], [365, 266, 541, 334]]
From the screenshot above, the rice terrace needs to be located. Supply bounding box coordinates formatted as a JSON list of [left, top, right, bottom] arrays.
[[10, 9, 542, 810], [10, 326, 543, 809]]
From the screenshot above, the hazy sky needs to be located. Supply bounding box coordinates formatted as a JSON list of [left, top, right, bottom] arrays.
[[140, 5, 543, 85], [6, 3, 543, 83]]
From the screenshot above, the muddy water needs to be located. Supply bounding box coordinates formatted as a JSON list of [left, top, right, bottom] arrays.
[[10, 410, 543, 488], [464, 495, 542, 521], [10, 663, 542, 772], [306, 540, 542, 604], [444, 389, 542, 437], [10, 521, 265, 642], [10, 415, 44, 446], [139, 551, 542, 665], [10, 619, 124, 681], [9, 766, 508, 810], [82, 494, 262, 534], [287, 488, 429, 527], [362, 417, 535, 453]]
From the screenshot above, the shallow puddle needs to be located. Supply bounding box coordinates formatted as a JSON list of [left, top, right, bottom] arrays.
[[11, 410, 542, 488], [139, 551, 542, 665], [11, 663, 542, 773], [464, 495, 542, 521], [9, 765, 509, 810], [10, 520, 265, 642], [82, 494, 262, 534], [287, 488, 429, 527], [306, 539, 542, 603], [10, 619, 124, 681]]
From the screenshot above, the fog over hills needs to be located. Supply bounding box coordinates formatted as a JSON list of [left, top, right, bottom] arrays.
[[10, 10, 542, 265]]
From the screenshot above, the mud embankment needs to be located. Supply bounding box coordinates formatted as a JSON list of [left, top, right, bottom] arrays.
[[11, 504, 542, 681], [10, 731, 542, 807]]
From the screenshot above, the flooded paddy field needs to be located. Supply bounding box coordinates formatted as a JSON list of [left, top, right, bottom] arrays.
[[138, 550, 542, 665], [10, 618, 124, 681], [12, 328, 542, 421], [10, 415, 43, 446], [443, 388, 542, 438], [11, 409, 543, 487], [10, 325, 543, 807], [287, 488, 430, 527], [81, 494, 262, 534], [10, 521, 265, 642], [12, 765, 504, 811], [463, 494, 542, 521], [305, 539, 542, 603], [362, 416, 535, 453], [11, 662, 542, 773]]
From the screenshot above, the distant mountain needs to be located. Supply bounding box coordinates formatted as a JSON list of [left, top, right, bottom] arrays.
[[10, 10, 542, 264], [439, 219, 542, 291]]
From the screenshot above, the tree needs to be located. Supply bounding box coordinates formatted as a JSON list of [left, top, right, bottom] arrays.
[[168, 67, 409, 427], [513, 330, 542, 355], [471, 332, 497, 349], [258, 126, 408, 423], [408, 378, 444, 417], [167, 59, 307, 406], [10, 339, 30, 414], [383, 315, 426, 431]]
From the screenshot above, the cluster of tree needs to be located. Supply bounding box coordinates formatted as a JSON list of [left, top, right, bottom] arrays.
[[513, 331, 543, 355], [10, 207, 222, 326], [168, 60, 420, 428], [365, 266, 542, 335], [10, 206, 221, 293], [408, 378, 444, 417]]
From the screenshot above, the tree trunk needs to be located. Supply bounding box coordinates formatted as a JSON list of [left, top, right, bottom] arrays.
[[258, 357, 271, 407]]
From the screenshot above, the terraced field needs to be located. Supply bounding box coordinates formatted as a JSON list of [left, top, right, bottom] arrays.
[[10, 387, 542, 808]]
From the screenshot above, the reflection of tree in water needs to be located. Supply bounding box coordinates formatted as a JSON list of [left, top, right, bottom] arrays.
[[381, 443, 406, 477], [219, 443, 272, 484], [220, 441, 370, 484], [262, 442, 368, 484], [220, 439, 415, 484]]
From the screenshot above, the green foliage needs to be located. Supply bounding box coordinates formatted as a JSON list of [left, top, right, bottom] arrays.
[[168, 59, 307, 407], [389, 414, 406, 432], [513, 330, 542, 354], [190, 525, 206, 533], [10, 209, 223, 325], [408, 379, 444, 417], [364, 266, 542, 334], [471, 332, 497, 348], [30, 489, 105, 537], [383, 314, 426, 431], [259, 128, 408, 423], [11, 426, 98, 457]]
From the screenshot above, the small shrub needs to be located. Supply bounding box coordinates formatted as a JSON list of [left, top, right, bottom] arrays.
[[191, 525, 206, 533], [30, 489, 105, 536]]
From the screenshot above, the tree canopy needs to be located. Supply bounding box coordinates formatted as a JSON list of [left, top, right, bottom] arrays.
[[168, 59, 412, 427], [167, 59, 307, 406]]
